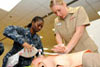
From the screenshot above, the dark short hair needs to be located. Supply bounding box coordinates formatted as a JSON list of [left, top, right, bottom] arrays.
[[27, 16, 44, 28], [32, 16, 44, 23]]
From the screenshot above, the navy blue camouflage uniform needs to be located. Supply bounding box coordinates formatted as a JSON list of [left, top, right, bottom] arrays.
[[0, 42, 4, 55], [2, 26, 44, 67]]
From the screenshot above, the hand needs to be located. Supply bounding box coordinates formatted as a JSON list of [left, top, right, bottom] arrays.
[[51, 46, 66, 53], [51, 44, 68, 53], [22, 42, 33, 52], [54, 44, 64, 48]]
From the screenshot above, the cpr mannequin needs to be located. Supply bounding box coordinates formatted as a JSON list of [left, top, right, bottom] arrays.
[[31, 50, 100, 67]]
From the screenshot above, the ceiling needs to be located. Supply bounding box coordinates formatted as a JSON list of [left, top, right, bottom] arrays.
[[0, 0, 100, 65]]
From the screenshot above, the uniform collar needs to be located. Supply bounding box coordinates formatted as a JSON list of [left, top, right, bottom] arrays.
[[58, 7, 75, 20], [68, 7, 75, 14]]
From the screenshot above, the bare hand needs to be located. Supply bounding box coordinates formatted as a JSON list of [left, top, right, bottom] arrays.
[[22, 42, 33, 52], [51, 44, 67, 53]]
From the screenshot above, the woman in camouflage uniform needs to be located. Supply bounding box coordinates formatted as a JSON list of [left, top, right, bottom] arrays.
[[2, 16, 44, 67]]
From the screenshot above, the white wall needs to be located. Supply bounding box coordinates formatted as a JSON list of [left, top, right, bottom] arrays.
[[86, 19, 100, 52]]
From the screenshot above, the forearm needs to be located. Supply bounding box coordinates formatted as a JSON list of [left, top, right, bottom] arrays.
[[66, 26, 85, 53], [3, 26, 25, 45], [66, 31, 83, 53], [56, 33, 63, 45], [36, 38, 44, 56], [0, 43, 4, 55]]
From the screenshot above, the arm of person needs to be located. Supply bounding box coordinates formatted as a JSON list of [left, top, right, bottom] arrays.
[[65, 6, 90, 53], [54, 18, 64, 46], [52, 25, 85, 53], [4, 26, 34, 51], [3, 25, 25, 45], [35, 36, 44, 57], [0, 42, 4, 55], [3, 26, 34, 52], [51, 33, 65, 52], [56, 33, 63, 45], [65, 25, 85, 53]]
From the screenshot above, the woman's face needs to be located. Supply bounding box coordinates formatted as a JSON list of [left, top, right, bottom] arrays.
[[32, 20, 44, 32], [51, 4, 68, 19]]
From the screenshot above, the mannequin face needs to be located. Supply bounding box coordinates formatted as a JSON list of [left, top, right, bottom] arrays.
[[32, 55, 58, 67], [32, 56, 45, 67]]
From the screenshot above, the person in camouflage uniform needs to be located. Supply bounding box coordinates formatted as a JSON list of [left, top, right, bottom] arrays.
[[2, 16, 44, 67]]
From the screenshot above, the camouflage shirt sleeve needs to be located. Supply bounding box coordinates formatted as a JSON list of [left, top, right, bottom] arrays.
[[38, 39, 44, 55], [0, 42, 4, 55], [36, 36, 44, 56], [3, 25, 25, 45]]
